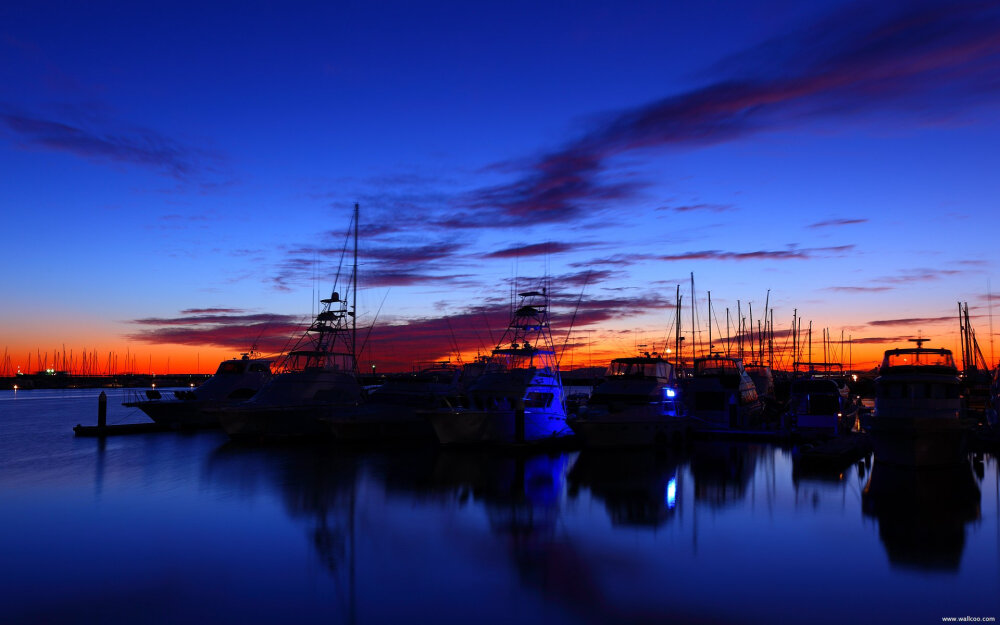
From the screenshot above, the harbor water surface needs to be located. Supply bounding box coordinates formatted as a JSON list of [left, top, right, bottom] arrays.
[[2, 388, 998, 624]]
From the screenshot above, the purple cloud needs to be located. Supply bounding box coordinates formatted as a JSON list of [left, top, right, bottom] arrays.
[[657, 245, 854, 262], [0, 111, 211, 179], [823, 285, 893, 293], [808, 218, 869, 228], [485, 241, 599, 259], [659, 203, 736, 213], [457, 1, 1000, 226], [867, 316, 954, 327]]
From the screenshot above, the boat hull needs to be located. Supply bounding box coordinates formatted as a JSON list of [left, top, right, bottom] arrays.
[[324, 405, 436, 442], [218, 404, 347, 440], [125, 399, 221, 429], [426, 407, 570, 445]]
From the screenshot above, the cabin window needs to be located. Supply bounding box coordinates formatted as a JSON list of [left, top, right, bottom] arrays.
[[249, 363, 270, 373], [525, 392, 553, 408], [218, 362, 244, 374]]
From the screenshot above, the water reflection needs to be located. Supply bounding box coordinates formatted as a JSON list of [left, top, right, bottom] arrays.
[[862, 459, 981, 571], [567, 449, 683, 528], [689, 441, 758, 507]]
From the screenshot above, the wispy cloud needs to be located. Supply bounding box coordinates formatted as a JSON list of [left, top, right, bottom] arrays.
[[823, 285, 893, 292], [484, 241, 599, 259], [127, 312, 303, 353], [456, 1, 1000, 225], [808, 218, 868, 228], [658, 245, 854, 262], [179, 308, 247, 315], [0, 109, 215, 180], [867, 316, 954, 327], [658, 203, 736, 213], [850, 335, 915, 344], [875, 268, 962, 284]]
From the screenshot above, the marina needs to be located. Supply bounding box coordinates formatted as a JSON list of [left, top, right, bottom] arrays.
[[5, 2, 1000, 623], [4, 387, 999, 624]]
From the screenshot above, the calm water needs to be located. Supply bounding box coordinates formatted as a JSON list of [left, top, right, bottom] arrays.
[[2, 389, 998, 624]]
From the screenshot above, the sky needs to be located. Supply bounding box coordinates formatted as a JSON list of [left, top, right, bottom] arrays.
[[2, 0, 999, 374]]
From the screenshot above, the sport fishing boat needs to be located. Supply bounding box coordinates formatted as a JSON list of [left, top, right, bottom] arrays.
[[322, 362, 468, 441], [123, 351, 273, 428], [425, 289, 570, 445], [568, 353, 685, 446], [871, 339, 965, 466], [682, 354, 762, 431], [218, 205, 364, 440]]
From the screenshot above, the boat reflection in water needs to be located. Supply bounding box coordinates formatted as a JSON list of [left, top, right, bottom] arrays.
[[689, 441, 758, 507], [566, 448, 684, 528], [862, 459, 981, 571]]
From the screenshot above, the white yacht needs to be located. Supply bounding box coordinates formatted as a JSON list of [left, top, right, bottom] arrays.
[[425, 289, 570, 445], [568, 353, 685, 446], [123, 352, 273, 428], [871, 339, 965, 466]]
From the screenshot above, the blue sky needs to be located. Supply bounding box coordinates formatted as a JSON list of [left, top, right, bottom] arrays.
[[2, 0, 999, 372]]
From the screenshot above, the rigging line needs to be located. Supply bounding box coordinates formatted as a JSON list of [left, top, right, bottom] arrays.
[[444, 317, 464, 364], [481, 309, 498, 349], [558, 271, 591, 368], [357, 289, 390, 367]]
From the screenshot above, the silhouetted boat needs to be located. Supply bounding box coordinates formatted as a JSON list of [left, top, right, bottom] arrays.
[[425, 289, 570, 445], [123, 352, 273, 428], [321, 362, 479, 441], [788, 376, 858, 437], [217, 205, 363, 440], [567, 353, 685, 446], [871, 339, 965, 466], [683, 355, 762, 431]]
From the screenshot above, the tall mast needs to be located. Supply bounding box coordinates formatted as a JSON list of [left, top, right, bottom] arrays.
[[690, 272, 696, 363], [675, 285, 682, 370], [353, 202, 359, 372], [707, 291, 713, 354]]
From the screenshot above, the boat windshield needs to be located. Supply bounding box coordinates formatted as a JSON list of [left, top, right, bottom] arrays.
[[695, 358, 741, 376], [216, 361, 247, 375], [606, 360, 669, 378], [882, 349, 955, 369]]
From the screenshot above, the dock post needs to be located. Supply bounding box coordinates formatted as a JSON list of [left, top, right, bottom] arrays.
[[98, 391, 107, 433]]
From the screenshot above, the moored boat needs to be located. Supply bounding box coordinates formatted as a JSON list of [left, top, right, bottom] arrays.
[[217, 204, 364, 440], [568, 353, 686, 446], [123, 352, 273, 428], [682, 354, 762, 431], [322, 362, 471, 442], [788, 376, 858, 437], [870, 339, 965, 466], [424, 289, 571, 445]]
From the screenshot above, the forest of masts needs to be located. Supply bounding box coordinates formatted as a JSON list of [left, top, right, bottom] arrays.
[[1, 282, 988, 378], [0, 345, 181, 378]]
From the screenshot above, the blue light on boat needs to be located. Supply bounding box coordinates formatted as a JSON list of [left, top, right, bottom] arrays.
[[666, 476, 677, 508], [665, 388, 676, 398]]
